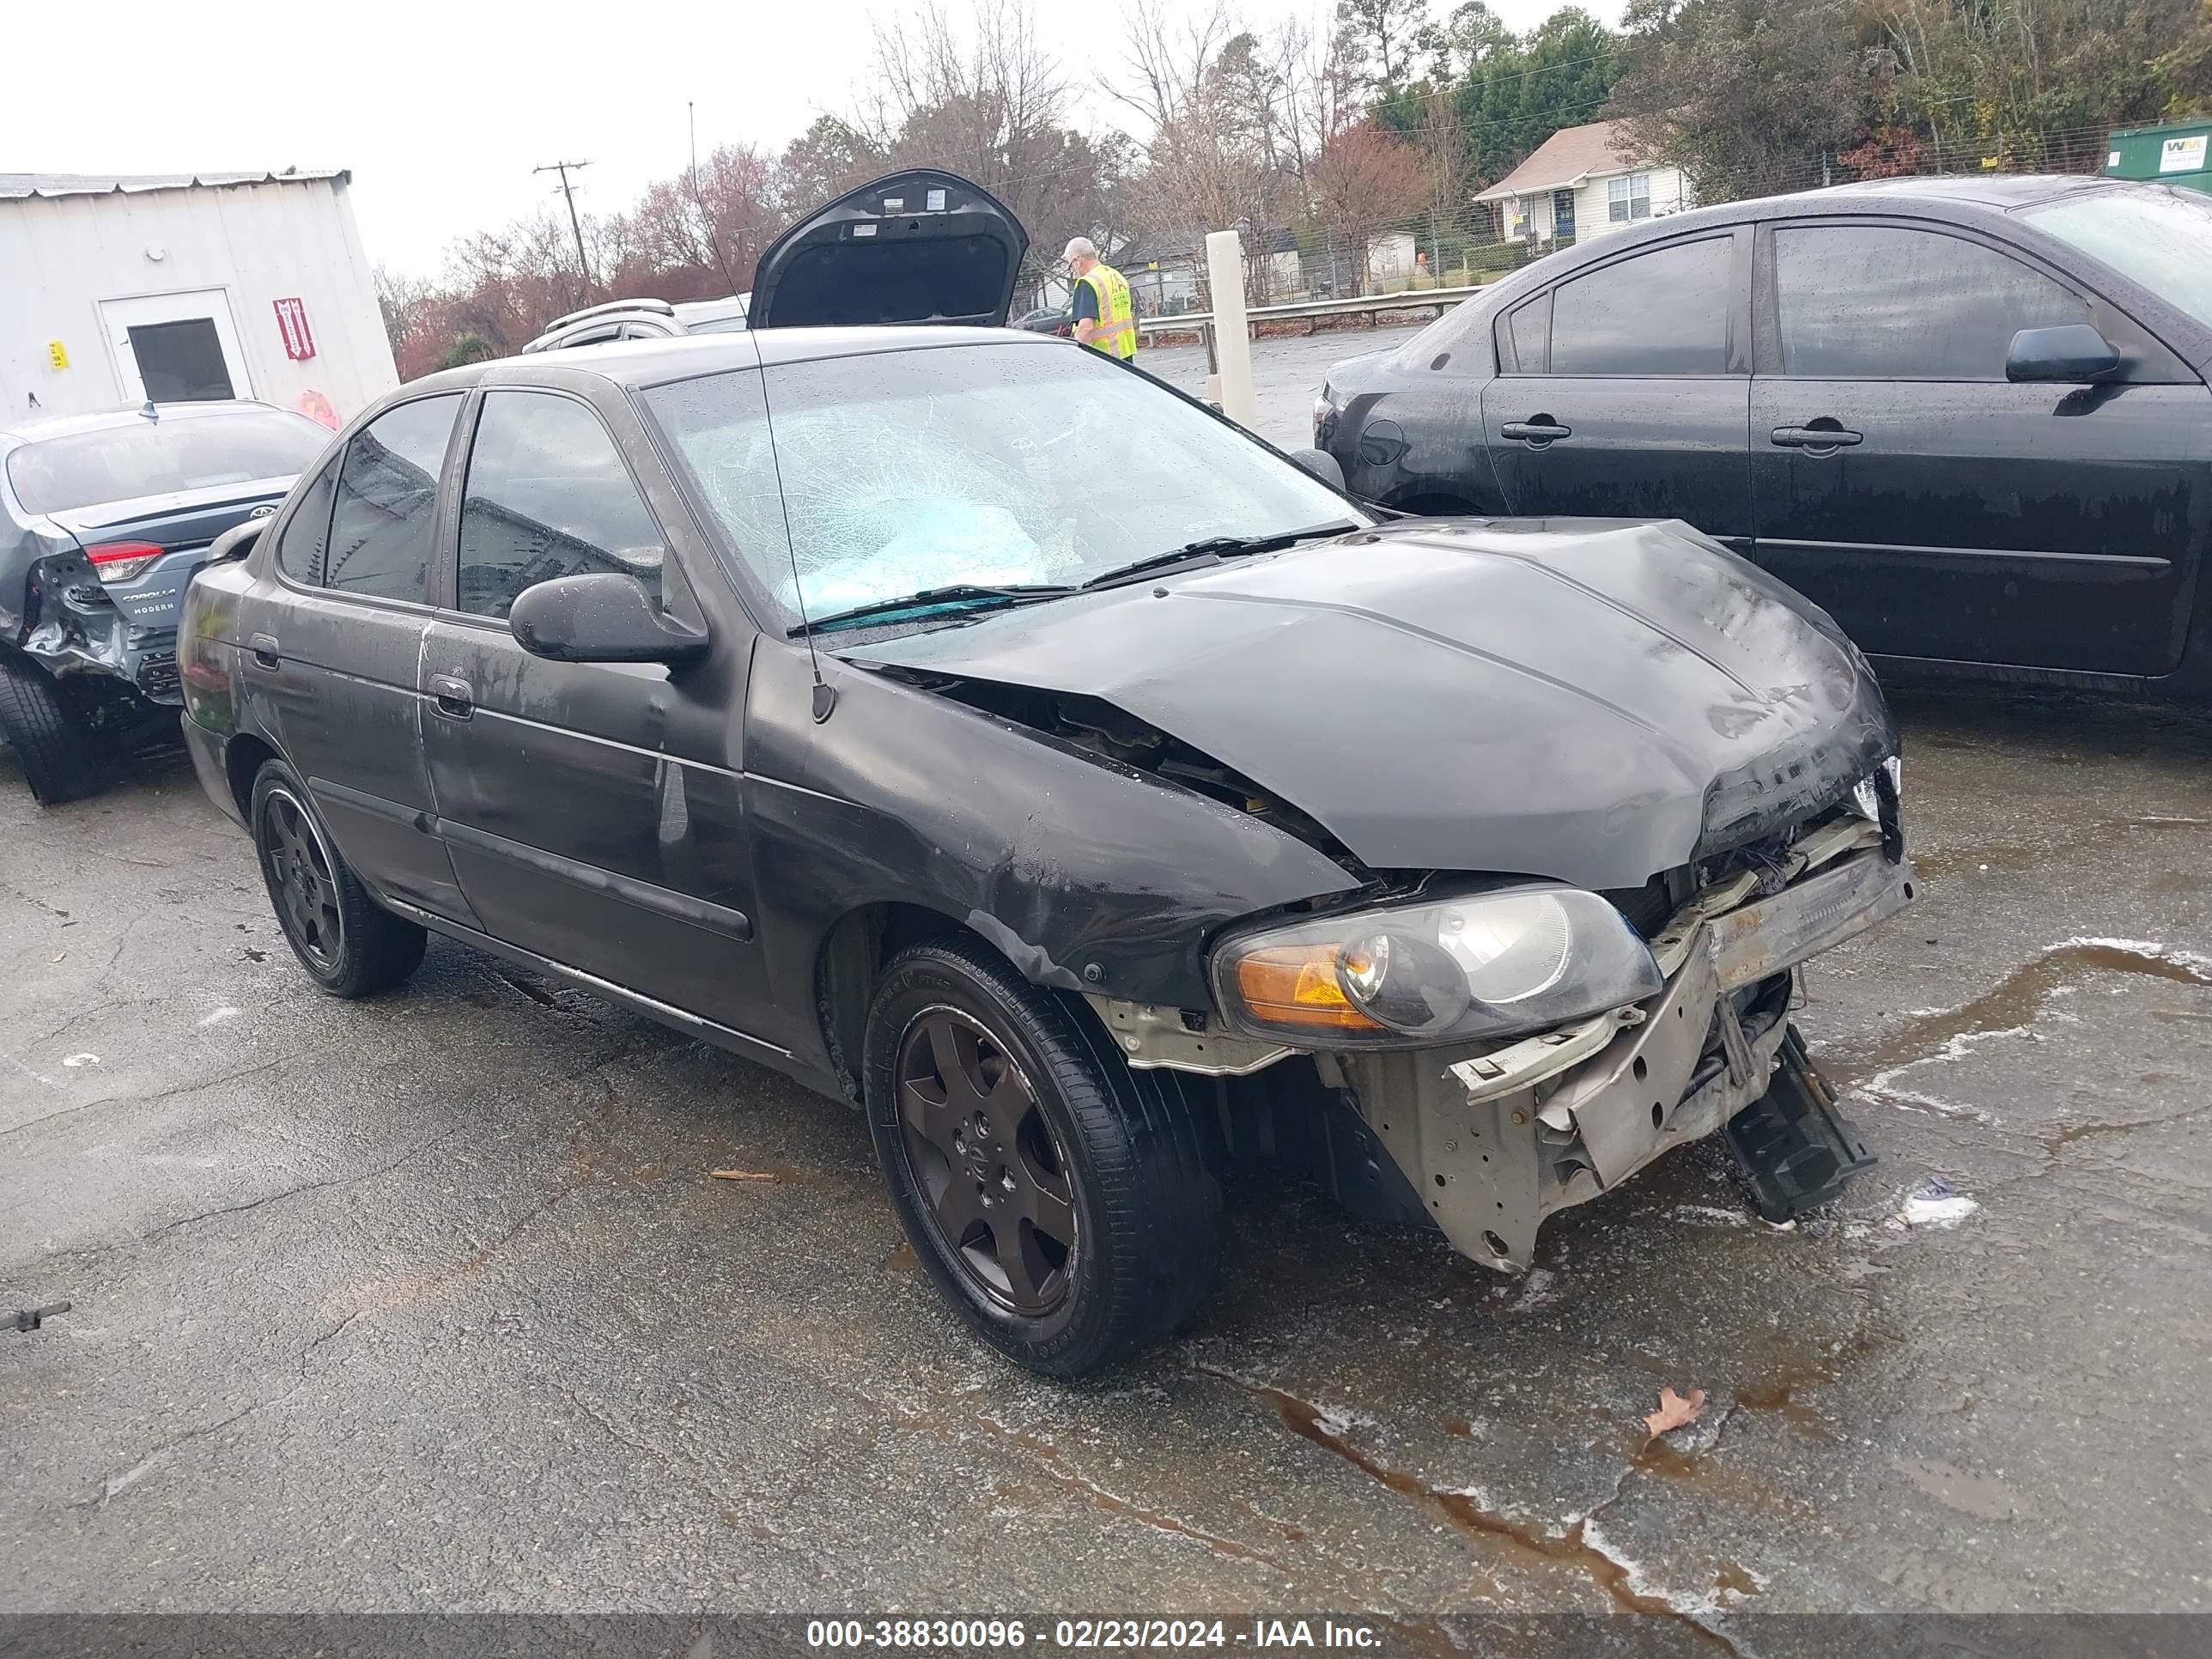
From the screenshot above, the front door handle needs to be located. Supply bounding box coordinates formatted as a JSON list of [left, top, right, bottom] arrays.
[[1501, 416, 1572, 445], [1771, 422, 1863, 451], [428, 675, 474, 720], [248, 632, 280, 669]]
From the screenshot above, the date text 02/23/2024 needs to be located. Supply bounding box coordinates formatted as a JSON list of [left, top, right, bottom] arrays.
[[805, 1619, 1384, 1650]]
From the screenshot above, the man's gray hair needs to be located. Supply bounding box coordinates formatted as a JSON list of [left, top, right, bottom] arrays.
[[1062, 236, 1098, 262]]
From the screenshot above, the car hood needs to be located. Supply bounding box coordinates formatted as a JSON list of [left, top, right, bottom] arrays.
[[845, 518, 1896, 890], [749, 168, 1028, 331]]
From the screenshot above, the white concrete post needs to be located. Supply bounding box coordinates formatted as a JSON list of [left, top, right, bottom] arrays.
[[1204, 228, 1257, 429]]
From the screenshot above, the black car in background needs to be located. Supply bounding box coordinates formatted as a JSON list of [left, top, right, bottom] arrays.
[[1317, 178, 2212, 697], [0, 401, 328, 801], [175, 169, 1913, 1376]]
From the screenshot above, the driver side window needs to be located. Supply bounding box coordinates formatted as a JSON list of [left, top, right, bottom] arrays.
[[457, 392, 666, 620]]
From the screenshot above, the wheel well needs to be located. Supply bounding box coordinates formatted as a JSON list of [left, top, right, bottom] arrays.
[[223, 733, 280, 822], [813, 902, 994, 1104]]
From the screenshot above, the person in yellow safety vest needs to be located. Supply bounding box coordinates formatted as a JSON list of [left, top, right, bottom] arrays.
[[1063, 237, 1137, 362]]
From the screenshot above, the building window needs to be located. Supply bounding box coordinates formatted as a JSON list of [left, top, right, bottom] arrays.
[[1608, 173, 1652, 223]]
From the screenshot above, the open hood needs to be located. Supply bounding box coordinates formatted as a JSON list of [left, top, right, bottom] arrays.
[[748, 169, 1029, 331], [845, 520, 1897, 892]]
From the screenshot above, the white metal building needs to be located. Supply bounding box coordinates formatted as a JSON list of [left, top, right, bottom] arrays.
[[0, 169, 398, 428]]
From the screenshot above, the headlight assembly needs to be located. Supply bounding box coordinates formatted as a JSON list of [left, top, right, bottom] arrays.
[[1211, 885, 1663, 1048]]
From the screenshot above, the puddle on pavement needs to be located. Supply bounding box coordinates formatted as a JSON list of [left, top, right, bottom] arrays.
[[1200, 1367, 1738, 1650], [1827, 942, 2212, 1094]]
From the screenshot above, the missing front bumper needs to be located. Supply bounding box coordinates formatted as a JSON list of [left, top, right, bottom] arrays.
[[1334, 844, 1915, 1270]]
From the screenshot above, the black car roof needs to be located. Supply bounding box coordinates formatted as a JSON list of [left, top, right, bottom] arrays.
[[403, 325, 1059, 399]]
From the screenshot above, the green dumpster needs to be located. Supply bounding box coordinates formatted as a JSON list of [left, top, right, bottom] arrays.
[[2106, 120, 2212, 195]]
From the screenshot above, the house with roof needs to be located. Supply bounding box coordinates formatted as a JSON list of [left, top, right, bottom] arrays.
[[0, 170, 398, 425], [1472, 120, 1691, 249]]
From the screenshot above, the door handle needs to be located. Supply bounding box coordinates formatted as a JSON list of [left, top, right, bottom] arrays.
[[428, 675, 474, 720], [1501, 417, 1572, 444], [248, 632, 281, 668], [1771, 422, 1863, 451]]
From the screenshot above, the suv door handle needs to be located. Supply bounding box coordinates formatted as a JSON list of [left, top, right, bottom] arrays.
[[428, 675, 474, 720], [1771, 422, 1863, 450], [248, 632, 281, 668], [1501, 417, 1572, 444]]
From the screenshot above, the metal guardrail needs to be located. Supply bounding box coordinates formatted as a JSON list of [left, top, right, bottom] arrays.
[[1135, 284, 1487, 341]]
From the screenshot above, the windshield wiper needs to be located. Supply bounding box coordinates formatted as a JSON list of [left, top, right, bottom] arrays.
[[789, 583, 1077, 638], [1079, 520, 1362, 591]]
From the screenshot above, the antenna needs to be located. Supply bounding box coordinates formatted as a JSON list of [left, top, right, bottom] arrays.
[[749, 336, 835, 722]]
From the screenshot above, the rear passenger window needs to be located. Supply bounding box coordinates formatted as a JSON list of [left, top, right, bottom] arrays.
[[274, 454, 340, 586], [1773, 223, 2090, 380], [457, 392, 665, 620], [1551, 236, 1735, 376], [1502, 295, 1550, 374], [325, 395, 460, 605]]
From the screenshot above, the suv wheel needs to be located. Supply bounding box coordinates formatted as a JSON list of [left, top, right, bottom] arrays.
[[0, 656, 99, 805], [863, 938, 1224, 1376], [250, 760, 427, 997]]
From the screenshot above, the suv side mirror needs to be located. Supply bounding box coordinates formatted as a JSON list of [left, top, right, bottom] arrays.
[[1287, 447, 1346, 490], [2006, 324, 2120, 384], [206, 519, 264, 565], [508, 571, 710, 665]]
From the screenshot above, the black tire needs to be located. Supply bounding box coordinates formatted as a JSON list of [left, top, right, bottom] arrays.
[[0, 655, 100, 805], [863, 937, 1224, 1377], [249, 760, 427, 997]]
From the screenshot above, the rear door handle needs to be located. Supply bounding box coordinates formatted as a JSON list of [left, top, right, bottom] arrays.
[[1501, 418, 1572, 444], [428, 675, 473, 720], [1771, 423, 1863, 450], [248, 632, 281, 668]]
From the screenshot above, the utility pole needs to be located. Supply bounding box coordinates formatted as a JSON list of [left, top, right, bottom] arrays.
[[534, 160, 595, 295]]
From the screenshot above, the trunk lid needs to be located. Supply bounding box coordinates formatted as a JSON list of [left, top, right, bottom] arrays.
[[748, 169, 1028, 331], [47, 478, 291, 631]]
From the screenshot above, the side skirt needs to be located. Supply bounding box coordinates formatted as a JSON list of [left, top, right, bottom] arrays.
[[379, 895, 836, 1094]]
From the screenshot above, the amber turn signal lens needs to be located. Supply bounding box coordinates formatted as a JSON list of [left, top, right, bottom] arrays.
[[1231, 945, 1386, 1032]]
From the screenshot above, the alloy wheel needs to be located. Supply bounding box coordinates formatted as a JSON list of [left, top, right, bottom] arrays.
[[894, 1007, 1078, 1316], [262, 789, 345, 971]]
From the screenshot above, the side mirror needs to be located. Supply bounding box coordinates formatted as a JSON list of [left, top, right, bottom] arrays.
[[508, 571, 710, 665], [2006, 324, 2120, 384], [206, 518, 265, 565], [1288, 447, 1346, 490]]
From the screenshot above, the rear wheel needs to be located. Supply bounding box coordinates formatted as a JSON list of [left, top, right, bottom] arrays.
[[0, 656, 100, 805], [250, 760, 426, 997], [864, 938, 1224, 1376]]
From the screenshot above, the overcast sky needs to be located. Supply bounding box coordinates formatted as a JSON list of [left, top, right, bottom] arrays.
[[9, 0, 1620, 278]]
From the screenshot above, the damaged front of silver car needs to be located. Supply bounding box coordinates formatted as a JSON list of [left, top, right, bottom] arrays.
[[857, 514, 1915, 1273]]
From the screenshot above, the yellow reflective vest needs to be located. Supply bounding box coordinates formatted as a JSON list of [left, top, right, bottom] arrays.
[[1076, 264, 1137, 360]]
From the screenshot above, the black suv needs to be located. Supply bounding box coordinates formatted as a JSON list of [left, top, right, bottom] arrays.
[[1317, 178, 2212, 697], [179, 171, 1914, 1376]]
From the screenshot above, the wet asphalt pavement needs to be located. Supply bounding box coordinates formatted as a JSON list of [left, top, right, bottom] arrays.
[[4, 332, 2210, 1639]]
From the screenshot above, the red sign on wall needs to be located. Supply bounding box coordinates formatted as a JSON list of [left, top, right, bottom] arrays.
[[273, 297, 316, 362]]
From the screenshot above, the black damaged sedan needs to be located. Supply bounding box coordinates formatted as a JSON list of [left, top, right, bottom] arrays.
[[179, 173, 1915, 1376]]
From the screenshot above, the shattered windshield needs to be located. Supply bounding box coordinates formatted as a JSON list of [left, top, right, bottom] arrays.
[[639, 343, 1362, 629]]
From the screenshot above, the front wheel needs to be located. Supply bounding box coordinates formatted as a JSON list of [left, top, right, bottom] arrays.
[[250, 760, 427, 997], [863, 938, 1224, 1377]]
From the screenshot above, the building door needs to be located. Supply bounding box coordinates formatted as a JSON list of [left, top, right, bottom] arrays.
[[99, 289, 253, 404]]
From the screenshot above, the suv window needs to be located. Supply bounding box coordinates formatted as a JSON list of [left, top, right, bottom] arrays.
[[325, 395, 461, 604], [458, 392, 665, 620], [1550, 236, 1735, 376], [275, 453, 342, 585], [1773, 223, 2090, 380]]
